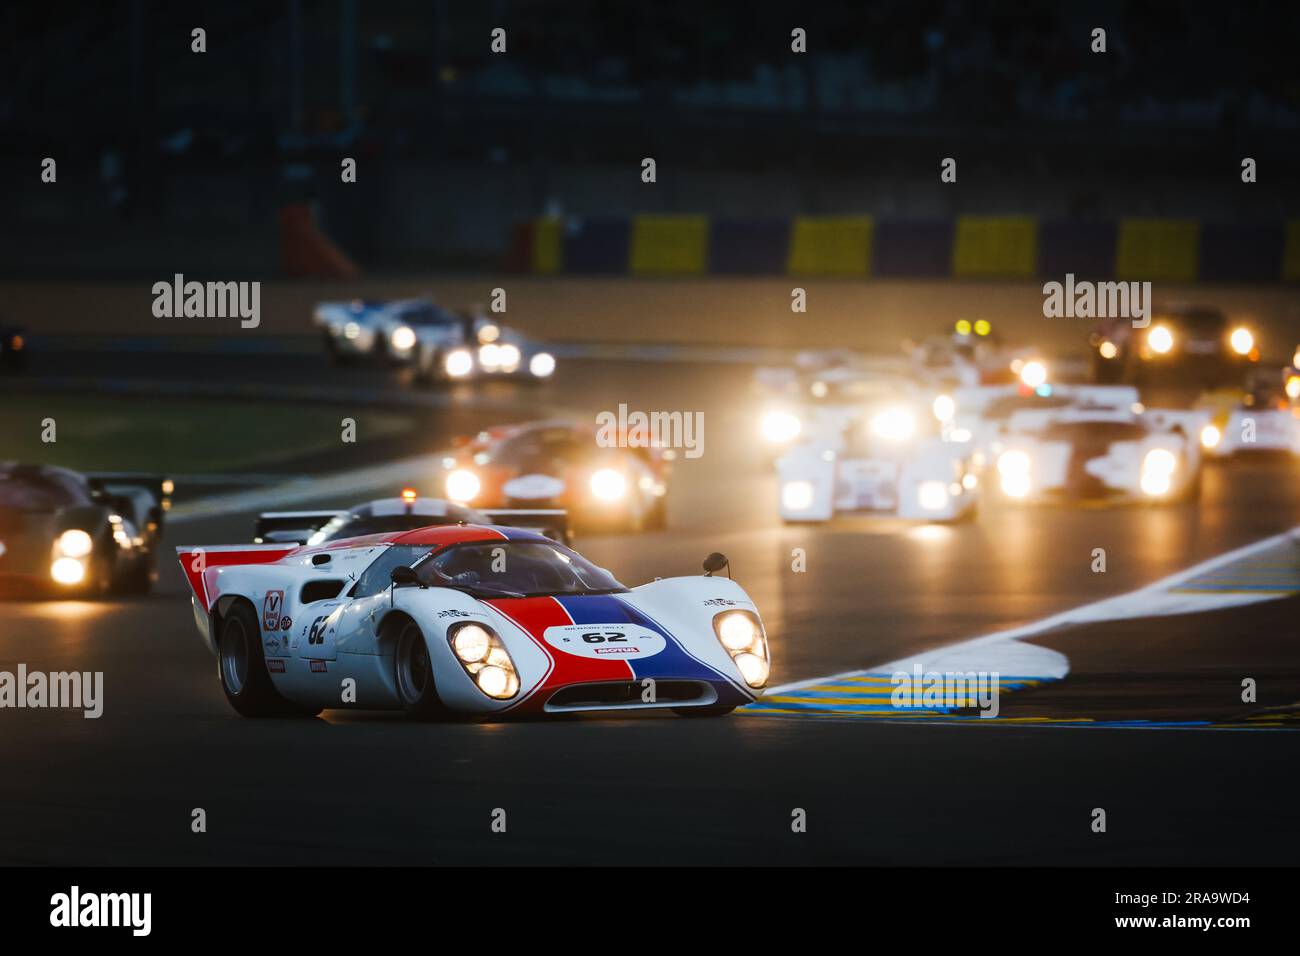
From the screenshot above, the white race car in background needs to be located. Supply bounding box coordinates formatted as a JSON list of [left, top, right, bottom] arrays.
[[775, 377, 978, 522], [1199, 369, 1300, 458], [398, 310, 556, 383], [315, 299, 389, 363], [989, 402, 1206, 504], [177, 527, 768, 719], [758, 364, 921, 457], [944, 383, 1142, 462]]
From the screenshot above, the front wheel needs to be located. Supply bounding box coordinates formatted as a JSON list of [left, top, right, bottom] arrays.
[[395, 621, 449, 719]]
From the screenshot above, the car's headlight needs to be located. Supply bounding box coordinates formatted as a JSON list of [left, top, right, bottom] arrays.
[[870, 407, 916, 442], [344, 321, 361, 340], [997, 450, 1032, 498], [1018, 360, 1048, 388], [712, 611, 769, 688], [1286, 375, 1300, 401], [917, 480, 950, 511], [529, 352, 556, 377], [498, 343, 521, 372], [57, 529, 94, 558], [1229, 327, 1254, 356], [1141, 448, 1178, 496], [932, 394, 955, 423], [444, 348, 474, 378], [447, 622, 519, 699], [761, 410, 802, 444], [1200, 424, 1222, 449], [478, 343, 502, 370], [451, 623, 492, 663], [782, 480, 815, 511], [1098, 341, 1119, 360], [590, 468, 626, 501], [390, 325, 417, 351], [50, 557, 86, 586], [445, 469, 481, 502], [1148, 325, 1174, 354], [477, 323, 500, 344]]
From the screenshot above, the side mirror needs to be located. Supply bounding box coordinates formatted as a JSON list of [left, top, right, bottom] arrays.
[[390, 566, 419, 586], [702, 552, 729, 577]]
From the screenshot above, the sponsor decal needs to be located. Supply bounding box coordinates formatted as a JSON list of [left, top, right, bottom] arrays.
[[262, 590, 285, 631], [542, 623, 666, 660], [267, 659, 286, 673], [309, 660, 328, 673], [703, 597, 740, 607], [438, 609, 472, 619], [279, 616, 292, 630]]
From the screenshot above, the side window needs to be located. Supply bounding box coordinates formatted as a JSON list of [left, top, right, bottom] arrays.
[[352, 546, 426, 599]]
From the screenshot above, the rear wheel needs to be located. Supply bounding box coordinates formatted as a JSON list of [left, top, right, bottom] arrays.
[[673, 705, 736, 718], [395, 621, 448, 719], [219, 603, 316, 717]]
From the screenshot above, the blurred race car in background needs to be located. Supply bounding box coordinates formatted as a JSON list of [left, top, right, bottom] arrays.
[[400, 310, 556, 384], [178, 528, 767, 719], [438, 421, 670, 532], [1090, 303, 1259, 387], [775, 374, 978, 522], [906, 320, 1039, 389], [253, 489, 570, 546], [0, 325, 27, 371], [944, 383, 1142, 461], [314, 298, 391, 364], [988, 399, 1205, 504], [0, 464, 170, 595], [1198, 368, 1300, 458], [757, 363, 925, 457]]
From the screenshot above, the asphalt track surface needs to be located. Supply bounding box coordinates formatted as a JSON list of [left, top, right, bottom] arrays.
[[2, 346, 1299, 864]]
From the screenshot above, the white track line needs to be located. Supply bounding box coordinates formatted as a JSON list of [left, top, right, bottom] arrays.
[[766, 524, 1300, 697]]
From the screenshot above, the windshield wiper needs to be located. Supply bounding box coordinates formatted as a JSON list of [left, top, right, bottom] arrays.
[[439, 583, 527, 599], [522, 587, 629, 597]]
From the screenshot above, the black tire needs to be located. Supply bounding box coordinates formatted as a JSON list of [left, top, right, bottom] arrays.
[[673, 705, 736, 718], [394, 620, 448, 719], [218, 602, 314, 717]]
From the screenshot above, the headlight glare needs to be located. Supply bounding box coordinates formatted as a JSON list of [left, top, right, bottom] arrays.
[[761, 411, 802, 443], [445, 469, 481, 502], [390, 325, 417, 351], [870, 407, 917, 442], [590, 468, 626, 501], [57, 529, 94, 558]]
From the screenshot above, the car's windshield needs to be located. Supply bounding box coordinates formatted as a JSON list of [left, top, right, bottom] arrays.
[[312, 507, 485, 544], [416, 541, 625, 597]]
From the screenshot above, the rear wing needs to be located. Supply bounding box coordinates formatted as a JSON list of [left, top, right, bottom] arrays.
[[176, 544, 299, 612], [483, 508, 572, 545], [253, 510, 345, 545]]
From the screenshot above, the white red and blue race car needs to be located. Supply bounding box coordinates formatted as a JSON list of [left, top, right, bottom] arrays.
[[178, 526, 768, 719]]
